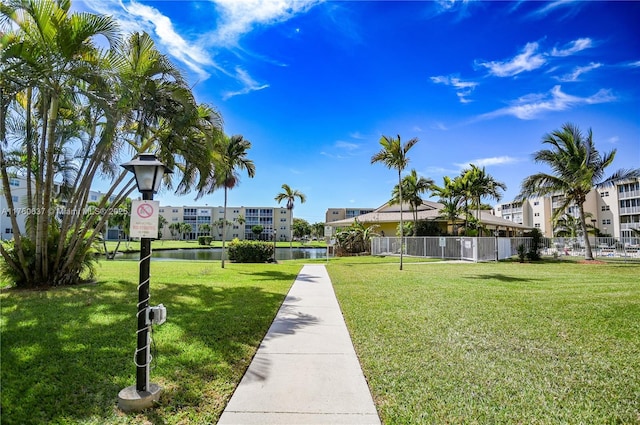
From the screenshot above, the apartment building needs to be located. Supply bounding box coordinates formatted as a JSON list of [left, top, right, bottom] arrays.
[[158, 205, 291, 241], [0, 176, 28, 240], [2, 176, 293, 242], [495, 178, 640, 239], [325, 207, 375, 223]]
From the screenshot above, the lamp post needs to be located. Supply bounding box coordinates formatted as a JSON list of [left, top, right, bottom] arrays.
[[118, 153, 172, 411]]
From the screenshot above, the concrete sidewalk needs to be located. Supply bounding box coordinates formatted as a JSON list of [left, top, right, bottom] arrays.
[[218, 264, 380, 425]]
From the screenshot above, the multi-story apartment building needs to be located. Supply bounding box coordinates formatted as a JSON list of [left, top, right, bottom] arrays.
[[325, 208, 375, 223], [158, 205, 291, 241], [495, 178, 640, 239], [0, 176, 28, 240]]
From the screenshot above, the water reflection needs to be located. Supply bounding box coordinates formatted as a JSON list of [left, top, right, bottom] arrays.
[[116, 247, 330, 261]]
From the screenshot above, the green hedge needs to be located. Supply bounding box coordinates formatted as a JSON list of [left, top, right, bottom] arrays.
[[227, 239, 274, 263], [198, 236, 213, 246]]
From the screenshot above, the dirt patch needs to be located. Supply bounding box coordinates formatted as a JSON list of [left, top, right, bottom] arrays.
[[577, 260, 607, 264]]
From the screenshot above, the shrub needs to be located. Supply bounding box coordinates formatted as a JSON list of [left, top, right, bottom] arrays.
[[198, 236, 213, 246], [227, 239, 274, 263], [517, 244, 526, 262], [526, 228, 543, 261], [0, 229, 97, 288]]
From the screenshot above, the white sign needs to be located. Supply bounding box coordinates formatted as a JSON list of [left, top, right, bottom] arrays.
[[439, 237, 446, 247], [130, 200, 159, 238], [324, 225, 333, 237]]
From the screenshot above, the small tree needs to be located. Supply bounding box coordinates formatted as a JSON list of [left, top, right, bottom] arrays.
[[251, 225, 264, 240]]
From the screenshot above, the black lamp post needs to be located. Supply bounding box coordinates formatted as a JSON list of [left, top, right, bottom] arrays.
[[118, 153, 172, 411]]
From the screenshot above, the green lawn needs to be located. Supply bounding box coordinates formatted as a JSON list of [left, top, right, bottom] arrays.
[[0, 260, 301, 425], [328, 258, 640, 424], [2, 257, 638, 424]]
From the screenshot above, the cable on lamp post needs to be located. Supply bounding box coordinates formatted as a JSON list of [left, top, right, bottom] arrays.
[[118, 153, 172, 411]]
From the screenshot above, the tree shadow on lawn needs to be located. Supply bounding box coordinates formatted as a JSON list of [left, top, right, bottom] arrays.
[[467, 273, 539, 283], [0, 277, 290, 424]]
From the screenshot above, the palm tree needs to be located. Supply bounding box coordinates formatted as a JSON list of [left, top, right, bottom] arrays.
[[391, 169, 433, 235], [371, 134, 418, 270], [432, 176, 464, 235], [462, 165, 506, 236], [213, 134, 255, 268], [519, 123, 640, 260], [1, 0, 119, 286], [275, 184, 306, 249]]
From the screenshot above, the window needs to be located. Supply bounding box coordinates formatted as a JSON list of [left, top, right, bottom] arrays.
[[602, 219, 611, 225], [90, 194, 98, 201], [601, 205, 610, 211], [534, 212, 540, 217], [533, 201, 539, 206], [5, 228, 13, 234], [172, 209, 178, 213], [159, 208, 165, 213], [534, 223, 541, 228], [332, 211, 339, 215], [600, 191, 609, 197], [11, 195, 18, 203]]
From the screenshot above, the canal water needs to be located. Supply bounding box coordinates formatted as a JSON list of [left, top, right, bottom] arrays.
[[115, 247, 330, 261]]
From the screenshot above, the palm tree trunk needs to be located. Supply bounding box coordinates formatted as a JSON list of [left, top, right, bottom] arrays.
[[289, 207, 293, 250], [221, 187, 228, 268], [579, 203, 594, 260], [398, 170, 403, 271]]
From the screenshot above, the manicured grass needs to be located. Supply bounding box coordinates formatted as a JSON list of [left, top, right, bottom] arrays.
[[1, 260, 301, 424], [328, 258, 640, 424]]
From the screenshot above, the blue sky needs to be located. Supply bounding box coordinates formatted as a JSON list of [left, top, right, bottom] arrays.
[[78, 0, 640, 224]]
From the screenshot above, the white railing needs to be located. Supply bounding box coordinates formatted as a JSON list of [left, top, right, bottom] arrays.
[[370, 236, 640, 261]]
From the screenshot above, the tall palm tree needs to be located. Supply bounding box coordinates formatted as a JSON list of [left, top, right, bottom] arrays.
[[391, 169, 433, 235], [275, 184, 306, 250], [519, 123, 640, 260], [213, 134, 255, 268], [371, 134, 418, 270]]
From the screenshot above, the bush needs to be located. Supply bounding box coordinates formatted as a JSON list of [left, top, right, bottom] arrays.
[[227, 239, 274, 263], [198, 236, 213, 246], [517, 244, 526, 262], [526, 228, 543, 261]]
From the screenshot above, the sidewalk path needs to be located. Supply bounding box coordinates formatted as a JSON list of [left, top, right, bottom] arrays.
[[218, 264, 381, 424]]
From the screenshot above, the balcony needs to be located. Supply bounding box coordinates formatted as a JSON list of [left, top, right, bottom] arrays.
[[619, 189, 640, 199], [620, 206, 640, 215]]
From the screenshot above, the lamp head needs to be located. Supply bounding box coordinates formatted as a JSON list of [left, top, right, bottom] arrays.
[[121, 154, 173, 194]]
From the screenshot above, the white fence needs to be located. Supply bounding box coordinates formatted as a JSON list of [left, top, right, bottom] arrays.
[[370, 236, 640, 262]]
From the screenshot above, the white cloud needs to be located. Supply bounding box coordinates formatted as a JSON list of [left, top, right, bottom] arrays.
[[477, 42, 546, 77], [628, 60, 640, 68], [335, 141, 359, 151], [349, 131, 366, 140], [222, 67, 269, 99], [455, 156, 521, 169], [557, 62, 602, 82], [209, 0, 323, 46], [430, 75, 478, 102], [607, 136, 619, 144], [550, 37, 593, 57], [478, 85, 616, 121], [120, 2, 218, 80]]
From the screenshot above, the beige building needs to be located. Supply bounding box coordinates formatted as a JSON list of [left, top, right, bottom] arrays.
[[325, 207, 375, 223], [328, 199, 530, 236], [495, 178, 640, 239], [158, 205, 291, 241]]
